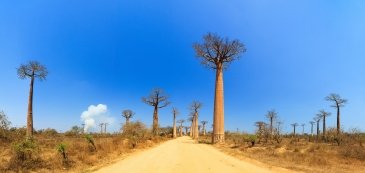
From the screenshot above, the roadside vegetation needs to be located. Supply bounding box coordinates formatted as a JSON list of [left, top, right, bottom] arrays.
[[0, 117, 170, 172]]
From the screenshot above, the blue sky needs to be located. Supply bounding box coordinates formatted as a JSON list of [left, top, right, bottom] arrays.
[[0, 1, 364, 133]]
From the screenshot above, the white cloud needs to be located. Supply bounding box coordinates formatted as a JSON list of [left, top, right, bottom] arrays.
[[81, 104, 114, 133]]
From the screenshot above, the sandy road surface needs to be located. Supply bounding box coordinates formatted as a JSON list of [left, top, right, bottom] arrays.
[[94, 136, 296, 173]]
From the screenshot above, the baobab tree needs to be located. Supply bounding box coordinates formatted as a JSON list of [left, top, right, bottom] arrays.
[[99, 123, 105, 134], [122, 109, 135, 125], [17, 61, 48, 139], [184, 126, 189, 135], [172, 107, 179, 138], [177, 119, 185, 136], [266, 109, 277, 136], [201, 121, 208, 136], [188, 117, 194, 137], [291, 123, 298, 136], [301, 123, 305, 135], [314, 116, 321, 140], [142, 88, 170, 135], [309, 121, 315, 136], [194, 33, 246, 143], [104, 122, 109, 134], [325, 93, 347, 135], [190, 101, 202, 139], [276, 121, 283, 135], [317, 110, 331, 138]]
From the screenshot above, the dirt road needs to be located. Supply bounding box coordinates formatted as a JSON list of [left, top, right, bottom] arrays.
[[94, 136, 295, 173]]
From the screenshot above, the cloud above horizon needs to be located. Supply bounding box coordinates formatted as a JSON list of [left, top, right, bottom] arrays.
[[81, 104, 114, 132]]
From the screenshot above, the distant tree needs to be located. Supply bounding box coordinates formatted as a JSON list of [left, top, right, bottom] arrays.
[[276, 121, 283, 135], [142, 88, 170, 135], [201, 121, 208, 136], [325, 93, 347, 135], [104, 122, 109, 134], [122, 109, 135, 125], [17, 61, 48, 139], [255, 121, 267, 143], [188, 117, 194, 137], [194, 33, 246, 143], [0, 110, 11, 138], [314, 116, 321, 140], [190, 101, 202, 139], [172, 107, 179, 138], [266, 109, 277, 136], [309, 121, 315, 136], [177, 119, 185, 136], [184, 126, 189, 135], [99, 123, 105, 134], [317, 110, 331, 138], [301, 123, 305, 135], [291, 123, 298, 136]]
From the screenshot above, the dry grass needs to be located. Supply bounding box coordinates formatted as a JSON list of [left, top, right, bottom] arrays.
[[0, 128, 170, 173], [200, 133, 365, 173]]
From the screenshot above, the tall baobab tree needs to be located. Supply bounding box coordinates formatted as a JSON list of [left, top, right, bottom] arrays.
[[309, 121, 315, 136], [184, 126, 189, 135], [142, 88, 170, 135], [188, 117, 194, 137], [172, 107, 179, 138], [314, 116, 321, 140], [301, 123, 305, 135], [17, 61, 48, 139], [266, 109, 277, 136], [104, 123, 109, 134], [291, 123, 298, 136], [177, 119, 185, 136], [122, 109, 135, 125], [99, 123, 105, 134], [201, 121, 208, 136], [325, 93, 347, 135], [194, 33, 246, 143], [317, 110, 331, 138], [190, 101, 202, 139]]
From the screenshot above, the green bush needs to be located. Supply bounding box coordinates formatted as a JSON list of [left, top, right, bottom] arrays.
[[84, 134, 96, 151], [12, 139, 38, 161], [56, 143, 69, 165]]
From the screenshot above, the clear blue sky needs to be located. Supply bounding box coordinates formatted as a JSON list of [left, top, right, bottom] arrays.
[[0, 1, 364, 133]]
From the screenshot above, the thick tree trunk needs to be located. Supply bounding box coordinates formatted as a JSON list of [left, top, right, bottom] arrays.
[[337, 106, 340, 135], [203, 125, 206, 136], [179, 126, 183, 136], [26, 74, 35, 139], [316, 121, 320, 140], [190, 125, 193, 137], [126, 118, 130, 125], [152, 107, 159, 135], [173, 115, 177, 138], [212, 66, 225, 143], [193, 113, 199, 139], [323, 116, 326, 138], [311, 124, 314, 136], [293, 126, 296, 136]]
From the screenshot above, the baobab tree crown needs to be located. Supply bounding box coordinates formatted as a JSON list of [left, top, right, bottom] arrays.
[[17, 61, 48, 80], [193, 33, 246, 70]]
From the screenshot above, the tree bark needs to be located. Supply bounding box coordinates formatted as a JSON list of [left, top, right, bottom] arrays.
[[203, 125, 206, 136], [193, 113, 199, 139], [323, 116, 326, 138], [153, 107, 159, 135], [26, 74, 35, 139], [337, 106, 340, 135], [173, 114, 177, 138], [212, 66, 225, 143]]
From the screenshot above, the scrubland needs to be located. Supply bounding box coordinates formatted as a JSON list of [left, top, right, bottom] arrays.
[[0, 121, 171, 173], [200, 131, 365, 173]]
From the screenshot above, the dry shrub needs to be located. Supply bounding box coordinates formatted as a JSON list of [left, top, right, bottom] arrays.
[[340, 145, 365, 161]]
